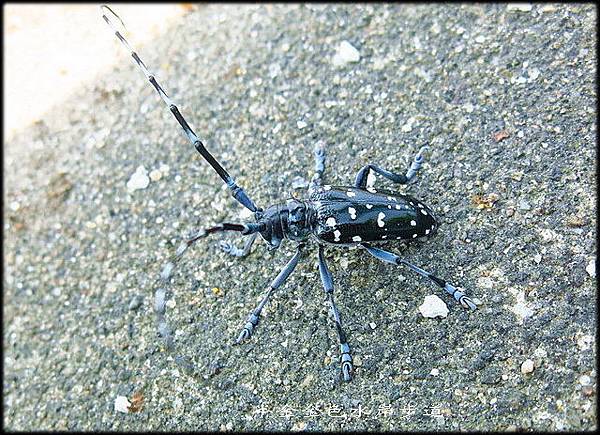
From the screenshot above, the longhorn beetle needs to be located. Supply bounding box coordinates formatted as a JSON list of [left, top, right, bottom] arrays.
[[101, 5, 477, 382]]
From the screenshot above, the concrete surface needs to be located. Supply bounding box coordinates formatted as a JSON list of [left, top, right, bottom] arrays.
[[3, 3, 596, 430]]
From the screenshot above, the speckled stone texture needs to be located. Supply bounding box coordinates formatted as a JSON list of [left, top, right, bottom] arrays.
[[3, 3, 596, 430]]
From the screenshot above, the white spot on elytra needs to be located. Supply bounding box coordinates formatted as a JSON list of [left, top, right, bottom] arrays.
[[426, 229, 430, 235], [366, 204, 373, 209], [418, 203, 424, 208], [396, 236, 402, 239], [348, 207, 357, 219], [382, 235, 387, 239], [326, 217, 337, 227], [395, 205, 401, 209], [421, 209, 428, 215], [387, 196, 394, 201], [333, 230, 341, 241], [346, 191, 356, 197], [323, 185, 332, 190], [366, 187, 377, 193], [352, 236, 362, 242], [410, 220, 416, 226], [412, 233, 418, 238], [388, 205, 392, 209], [377, 212, 386, 227]]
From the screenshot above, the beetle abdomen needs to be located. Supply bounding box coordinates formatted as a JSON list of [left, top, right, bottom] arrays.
[[309, 186, 437, 244]]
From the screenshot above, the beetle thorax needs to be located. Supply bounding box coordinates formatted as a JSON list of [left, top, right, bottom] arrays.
[[257, 199, 316, 248], [283, 198, 315, 242]]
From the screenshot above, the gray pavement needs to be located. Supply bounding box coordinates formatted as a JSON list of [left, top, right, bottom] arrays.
[[3, 3, 596, 430]]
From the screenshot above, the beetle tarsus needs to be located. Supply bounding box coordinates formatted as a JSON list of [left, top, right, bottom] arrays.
[[459, 295, 478, 310], [235, 326, 252, 344], [341, 352, 354, 382]]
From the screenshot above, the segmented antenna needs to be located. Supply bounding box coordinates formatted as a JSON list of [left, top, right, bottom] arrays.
[[100, 5, 260, 213]]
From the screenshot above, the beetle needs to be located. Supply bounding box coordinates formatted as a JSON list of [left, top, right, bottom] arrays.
[[101, 5, 477, 382]]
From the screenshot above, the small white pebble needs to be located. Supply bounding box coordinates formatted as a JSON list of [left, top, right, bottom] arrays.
[[297, 120, 307, 129], [507, 3, 533, 12], [586, 258, 596, 277], [126, 166, 150, 192], [430, 368, 440, 376], [149, 169, 162, 182], [366, 171, 377, 188], [418, 295, 449, 318], [332, 40, 360, 66], [114, 396, 131, 413], [521, 359, 535, 374], [326, 217, 337, 227], [528, 67, 540, 81], [579, 374, 592, 386], [369, 322, 377, 330]]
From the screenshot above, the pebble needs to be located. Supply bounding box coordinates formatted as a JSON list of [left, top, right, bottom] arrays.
[[332, 40, 360, 66], [579, 375, 592, 386], [528, 68, 540, 81], [518, 200, 531, 211], [577, 334, 593, 351], [507, 3, 533, 12], [521, 359, 535, 374], [418, 295, 449, 318], [585, 258, 595, 277], [149, 169, 162, 182], [297, 120, 307, 129], [430, 368, 440, 376], [114, 396, 130, 413], [126, 166, 150, 192]]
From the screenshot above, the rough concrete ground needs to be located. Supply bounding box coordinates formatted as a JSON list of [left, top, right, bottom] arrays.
[[3, 3, 596, 431]]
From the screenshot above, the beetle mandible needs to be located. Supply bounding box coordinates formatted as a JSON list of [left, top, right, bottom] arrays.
[[101, 5, 477, 382]]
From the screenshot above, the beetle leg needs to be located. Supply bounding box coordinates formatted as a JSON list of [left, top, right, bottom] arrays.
[[318, 245, 354, 382], [235, 244, 305, 344], [309, 141, 326, 192], [219, 232, 258, 258], [361, 244, 477, 310], [354, 146, 429, 188]]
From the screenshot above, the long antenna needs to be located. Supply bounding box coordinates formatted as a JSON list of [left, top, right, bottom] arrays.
[[100, 5, 260, 213]]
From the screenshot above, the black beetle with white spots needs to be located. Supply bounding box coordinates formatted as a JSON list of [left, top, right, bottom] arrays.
[[101, 5, 477, 382]]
